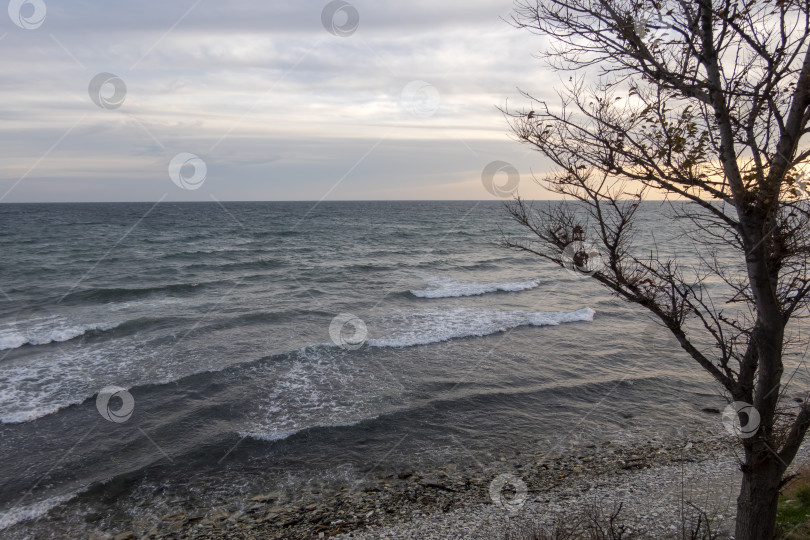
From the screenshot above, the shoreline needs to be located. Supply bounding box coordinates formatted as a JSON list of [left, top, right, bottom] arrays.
[[85, 427, 772, 540]]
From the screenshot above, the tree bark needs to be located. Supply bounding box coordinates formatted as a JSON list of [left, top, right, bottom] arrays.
[[735, 448, 783, 540]]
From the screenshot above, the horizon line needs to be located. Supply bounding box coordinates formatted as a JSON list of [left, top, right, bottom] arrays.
[[0, 198, 682, 204]]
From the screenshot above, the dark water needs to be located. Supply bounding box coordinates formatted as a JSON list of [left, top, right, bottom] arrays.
[[0, 201, 786, 537]]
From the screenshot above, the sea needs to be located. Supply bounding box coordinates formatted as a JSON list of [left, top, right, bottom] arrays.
[[0, 200, 799, 538]]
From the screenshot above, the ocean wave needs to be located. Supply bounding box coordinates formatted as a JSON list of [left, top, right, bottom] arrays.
[[0, 403, 77, 424], [0, 319, 121, 351], [60, 283, 203, 304], [0, 307, 594, 425], [409, 277, 539, 298], [184, 259, 283, 272], [0, 488, 84, 530], [368, 307, 594, 348], [240, 419, 369, 443]]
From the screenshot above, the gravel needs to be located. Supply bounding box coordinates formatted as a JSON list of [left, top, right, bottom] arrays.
[[88, 430, 810, 540], [336, 442, 745, 539]]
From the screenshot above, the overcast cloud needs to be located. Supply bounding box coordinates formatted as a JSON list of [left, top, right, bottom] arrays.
[[0, 0, 563, 202]]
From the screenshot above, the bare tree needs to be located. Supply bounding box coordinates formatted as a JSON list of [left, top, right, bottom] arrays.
[[501, 1, 810, 538]]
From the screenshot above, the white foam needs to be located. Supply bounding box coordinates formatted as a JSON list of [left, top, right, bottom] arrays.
[[368, 307, 595, 348], [239, 349, 393, 443], [0, 404, 73, 425], [409, 277, 539, 298], [0, 322, 296, 424], [0, 317, 120, 351], [0, 489, 83, 530], [0, 370, 85, 424], [241, 420, 366, 443], [0, 307, 594, 425], [238, 307, 594, 441]]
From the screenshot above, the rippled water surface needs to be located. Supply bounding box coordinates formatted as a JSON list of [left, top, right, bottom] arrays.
[[0, 201, 782, 537]]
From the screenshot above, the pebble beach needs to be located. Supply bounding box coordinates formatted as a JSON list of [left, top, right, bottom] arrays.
[[85, 427, 805, 540]]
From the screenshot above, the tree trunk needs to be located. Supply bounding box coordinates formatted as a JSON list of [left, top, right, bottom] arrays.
[[735, 452, 783, 540]]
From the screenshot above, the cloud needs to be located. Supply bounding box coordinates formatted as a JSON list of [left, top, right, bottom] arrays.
[[0, 0, 558, 202]]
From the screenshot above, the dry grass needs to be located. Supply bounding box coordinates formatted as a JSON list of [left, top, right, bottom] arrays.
[[501, 462, 810, 539], [501, 502, 720, 540]]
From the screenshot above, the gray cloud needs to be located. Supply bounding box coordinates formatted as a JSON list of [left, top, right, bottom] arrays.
[[0, 0, 558, 202]]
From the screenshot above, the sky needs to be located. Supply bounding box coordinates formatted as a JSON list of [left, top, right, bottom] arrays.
[[0, 0, 563, 202]]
